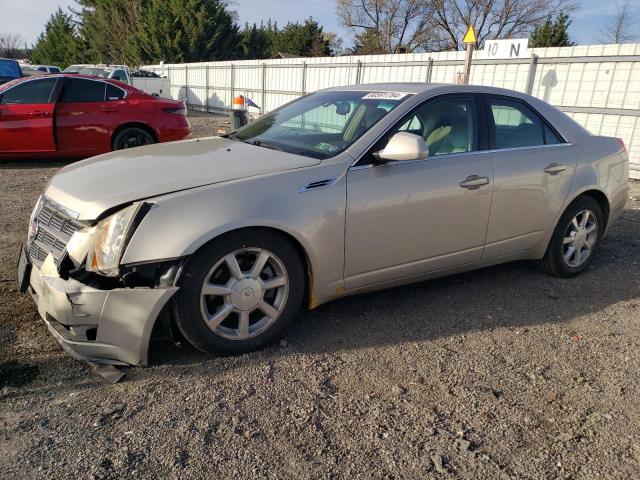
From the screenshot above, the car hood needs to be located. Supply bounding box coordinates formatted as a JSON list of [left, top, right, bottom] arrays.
[[45, 137, 321, 220]]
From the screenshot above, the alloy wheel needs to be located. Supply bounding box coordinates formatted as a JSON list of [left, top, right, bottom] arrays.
[[199, 248, 289, 340], [562, 209, 598, 268]]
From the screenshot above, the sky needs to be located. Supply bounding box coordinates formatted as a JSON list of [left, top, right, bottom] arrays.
[[0, 0, 637, 49]]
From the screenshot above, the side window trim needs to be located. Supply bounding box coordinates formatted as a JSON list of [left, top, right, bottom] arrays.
[[354, 93, 488, 167], [484, 93, 566, 150]]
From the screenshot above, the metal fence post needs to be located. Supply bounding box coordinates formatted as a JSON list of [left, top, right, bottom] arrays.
[[425, 57, 433, 83], [301, 61, 307, 95], [184, 65, 189, 106], [525, 53, 538, 95], [205, 66, 209, 113], [262, 63, 267, 114], [355, 60, 362, 84], [230, 64, 235, 109]]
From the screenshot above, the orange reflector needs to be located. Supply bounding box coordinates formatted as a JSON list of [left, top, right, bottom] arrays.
[[232, 95, 246, 110]]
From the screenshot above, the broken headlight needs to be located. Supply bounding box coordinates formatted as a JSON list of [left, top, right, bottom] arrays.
[[86, 204, 141, 276]]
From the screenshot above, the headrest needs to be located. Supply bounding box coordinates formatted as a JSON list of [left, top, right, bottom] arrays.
[[363, 107, 388, 128]]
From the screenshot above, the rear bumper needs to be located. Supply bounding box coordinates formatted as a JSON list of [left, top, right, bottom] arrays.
[[28, 255, 177, 366], [158, 117, 192, 143]]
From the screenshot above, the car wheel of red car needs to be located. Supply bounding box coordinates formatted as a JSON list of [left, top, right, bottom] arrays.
[[112, 127, 156, 150]]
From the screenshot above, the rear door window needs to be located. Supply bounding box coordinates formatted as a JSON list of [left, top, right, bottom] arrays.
[[488, 97, 563, 148], [0, 78, 57, 104], [60, 78, 106, 103]]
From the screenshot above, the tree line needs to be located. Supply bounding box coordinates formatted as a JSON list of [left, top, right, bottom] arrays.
[[20, 0, 639, 69], [29, 0, 334, 68]]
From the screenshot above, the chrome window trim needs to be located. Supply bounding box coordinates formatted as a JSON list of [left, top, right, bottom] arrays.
[[348, 91, 573, 170], [0, 75, 128, 103], [61, 77, 128, 102], [348, 142, 573, 171]]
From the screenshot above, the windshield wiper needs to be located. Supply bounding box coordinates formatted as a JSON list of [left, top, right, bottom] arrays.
[[245, 139, 287, 152]]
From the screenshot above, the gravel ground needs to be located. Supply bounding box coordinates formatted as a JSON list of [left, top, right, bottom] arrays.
[[1, 114, 639, 479]]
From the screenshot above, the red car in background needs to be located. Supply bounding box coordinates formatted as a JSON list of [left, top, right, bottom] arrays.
[[0, 74, 191, 159]]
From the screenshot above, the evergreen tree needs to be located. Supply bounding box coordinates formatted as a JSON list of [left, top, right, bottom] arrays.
[[30, 8, 84, 68], [271, 18, 330, 57], [75, 0, 143, 65], [134, 0, 242, 63], [530, 12, 574, 48], [351, 28, 385, 55], [242, 23, 272, 59]]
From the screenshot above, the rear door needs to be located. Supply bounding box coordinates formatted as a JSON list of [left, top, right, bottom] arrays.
[[55, 78, 115, 156], [483, 95, 576, 258], [0, 77, 58, 153]]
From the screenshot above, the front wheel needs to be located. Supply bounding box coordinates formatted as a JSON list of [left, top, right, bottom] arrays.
[[539, 196, 604, 277], [112, 127, 155, 150], [174, 230, 305, 354]]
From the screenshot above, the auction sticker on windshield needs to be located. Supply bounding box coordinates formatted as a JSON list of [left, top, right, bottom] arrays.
[[362, 92, 409, 100]]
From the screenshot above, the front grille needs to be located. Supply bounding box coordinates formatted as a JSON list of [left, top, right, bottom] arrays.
[[28, 199, 84, 268]]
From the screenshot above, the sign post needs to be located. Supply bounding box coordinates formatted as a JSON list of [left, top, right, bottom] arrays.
[[461, 25, 477, 85]]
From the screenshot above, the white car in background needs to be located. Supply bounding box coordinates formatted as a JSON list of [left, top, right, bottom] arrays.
[[33, 65, 61, 73], [76, 65, 132, 85]]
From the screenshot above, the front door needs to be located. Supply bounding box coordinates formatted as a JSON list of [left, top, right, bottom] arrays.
[[0, 77, 58, 153], [345, 95, 493, 290]]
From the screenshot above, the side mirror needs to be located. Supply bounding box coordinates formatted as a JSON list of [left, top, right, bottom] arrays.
[[375, 132, 429, 162]]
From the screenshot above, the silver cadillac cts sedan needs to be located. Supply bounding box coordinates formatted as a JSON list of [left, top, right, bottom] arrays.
[[18, 83, 629, 373]]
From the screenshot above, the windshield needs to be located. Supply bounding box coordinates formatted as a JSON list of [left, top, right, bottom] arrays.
[[230, 90, 412, 159], [0, 59, 21, 78], [63, 65, 84, 73], [77, 67, 111, 78]]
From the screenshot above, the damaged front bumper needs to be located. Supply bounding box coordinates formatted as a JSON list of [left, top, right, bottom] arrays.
[[25, 252, 178, 367]]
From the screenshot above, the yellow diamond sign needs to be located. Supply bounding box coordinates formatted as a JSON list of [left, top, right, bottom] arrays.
[[463, 25, 477, 45]]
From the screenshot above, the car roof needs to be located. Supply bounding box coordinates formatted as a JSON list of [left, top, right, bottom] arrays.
[[0, 73, 132, 89], [325, 82, 534, 97]]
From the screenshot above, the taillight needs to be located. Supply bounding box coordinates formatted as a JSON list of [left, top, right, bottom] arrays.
[[617, 138, 628, 155], [163, 105, 187, 116]]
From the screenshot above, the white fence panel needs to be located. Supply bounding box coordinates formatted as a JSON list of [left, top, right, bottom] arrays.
[[144, 43, 640, 178]]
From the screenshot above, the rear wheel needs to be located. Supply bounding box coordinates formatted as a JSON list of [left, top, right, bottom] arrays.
[[112, 127, 155, 150], [174, 230, 305, 354], [539, 196, 604, 277]]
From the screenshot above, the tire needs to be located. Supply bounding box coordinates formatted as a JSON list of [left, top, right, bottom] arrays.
[[174, 229, 305, 355], [112, 127, 155, 150], [539, 196, 604, 277]]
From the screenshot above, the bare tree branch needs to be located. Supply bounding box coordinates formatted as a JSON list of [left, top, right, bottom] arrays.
[[0, 32, 26, 59], [600, 0, 638, 44], [337, 0, 578, 53]]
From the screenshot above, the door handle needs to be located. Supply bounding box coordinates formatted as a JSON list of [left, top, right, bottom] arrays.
[[460, 175, 490, 189], [29, 111, 49, 117], [544, 163, 566, 175]]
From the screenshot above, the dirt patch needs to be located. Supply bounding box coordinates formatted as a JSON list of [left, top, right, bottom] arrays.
[[0, 117, 639, 478]]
